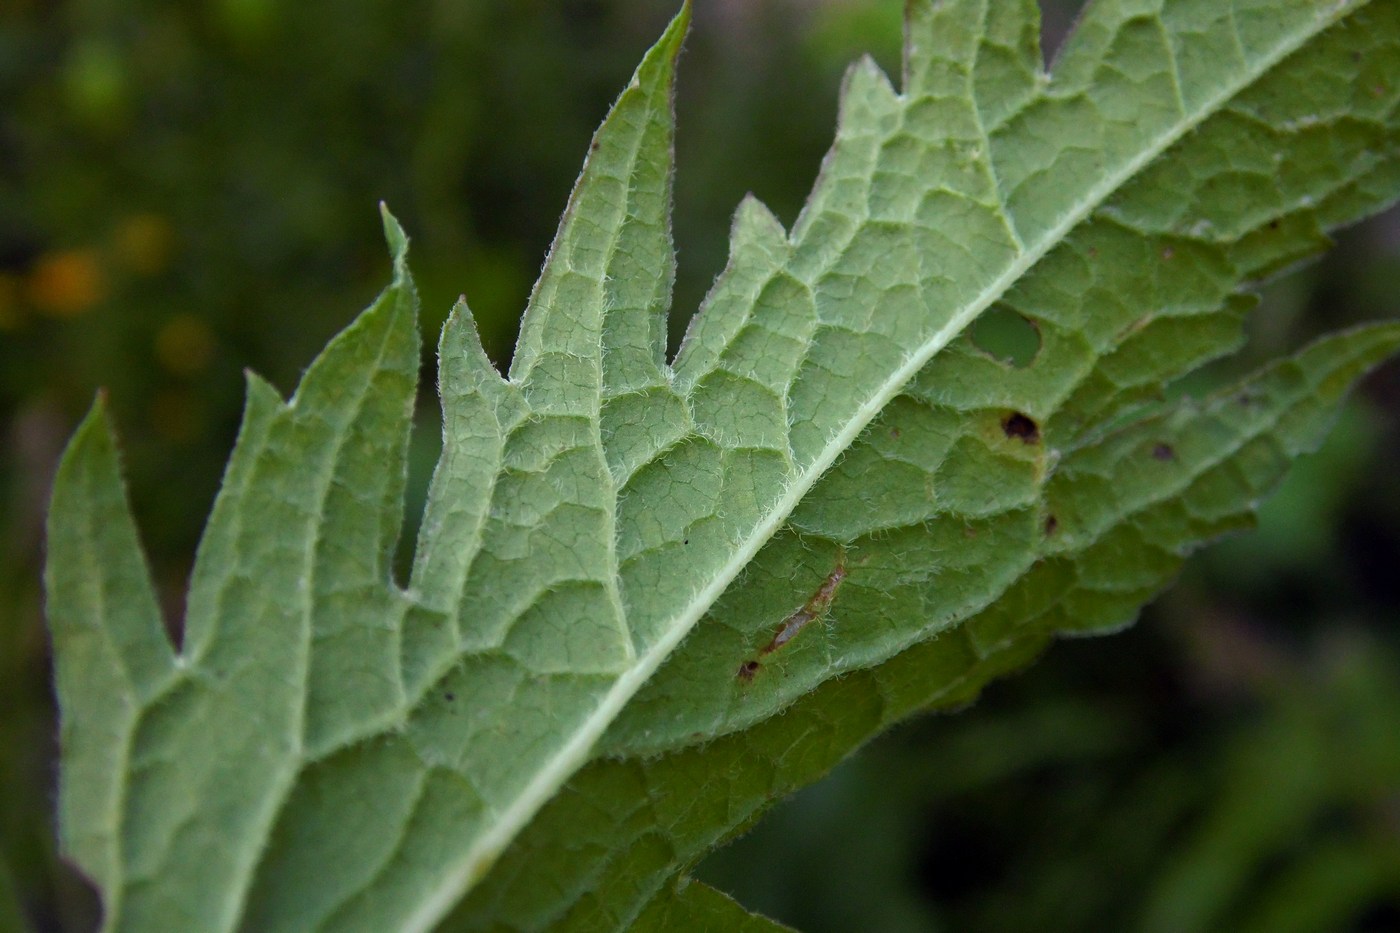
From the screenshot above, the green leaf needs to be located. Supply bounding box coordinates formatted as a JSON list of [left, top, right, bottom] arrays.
[[44, 1, 1400, 930], [443, 322, 1400, 931]]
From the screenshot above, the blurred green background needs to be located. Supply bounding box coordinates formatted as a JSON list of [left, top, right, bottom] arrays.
[[2, 1, 1398, 930]]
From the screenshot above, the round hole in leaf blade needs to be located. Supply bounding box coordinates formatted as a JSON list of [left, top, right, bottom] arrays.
[[971, 306, 1040, 368]]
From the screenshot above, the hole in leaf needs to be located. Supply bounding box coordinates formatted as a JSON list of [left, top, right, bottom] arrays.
[[1002, 411, 1040, 443], [972, 306, 1040, 368]]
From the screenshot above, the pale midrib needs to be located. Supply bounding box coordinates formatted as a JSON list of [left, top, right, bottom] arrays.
[[404, 11, 1350, 931]]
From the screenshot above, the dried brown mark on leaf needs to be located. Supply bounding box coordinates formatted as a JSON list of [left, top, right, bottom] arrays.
[[760, 550, 848, 656]]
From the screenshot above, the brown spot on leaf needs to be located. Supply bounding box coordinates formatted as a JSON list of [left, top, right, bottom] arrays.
[[890, 427, 902, 439], [1162, 246, 1175, 260], [737, 660, 760, 682], [1002, 411, 1040, 443], [1044, 514, 1059, 536], [761, 551, 848, 655], [1152, 443, 1175, 462]]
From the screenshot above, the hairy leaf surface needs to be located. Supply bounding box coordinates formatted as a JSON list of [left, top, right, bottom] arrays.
[[45, 1, 1400, 930]]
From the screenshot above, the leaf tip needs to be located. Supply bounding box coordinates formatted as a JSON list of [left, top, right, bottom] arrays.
[[441, 295, 507, 387], [668, 2, 692, 49], [63, 391, 115, 468], [242, 367, 285, 407], [379, 202, 410, 270], [734, 193, 787, 243], [642, 2, 690, 78], [843, 52, 897, 109]]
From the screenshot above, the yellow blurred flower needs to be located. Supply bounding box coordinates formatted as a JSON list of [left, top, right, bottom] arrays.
[[154, 313, 216, 377], [28, 249, 106, 317], [113, 214, 175, 277]]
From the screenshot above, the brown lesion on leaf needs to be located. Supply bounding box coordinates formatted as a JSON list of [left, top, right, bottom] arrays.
[[738, 549, 850, 681], [1152, 442, 1176, 462], [1002, 411, 1040, 443], [761, 549, 848, 655], [1044, 513, 1059, 536]]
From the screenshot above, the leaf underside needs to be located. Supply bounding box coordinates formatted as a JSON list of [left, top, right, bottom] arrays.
[[44, 1, 1400, 931]]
